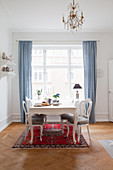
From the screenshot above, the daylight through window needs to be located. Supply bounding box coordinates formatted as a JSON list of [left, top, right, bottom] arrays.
[[32, 45, 84, 102]]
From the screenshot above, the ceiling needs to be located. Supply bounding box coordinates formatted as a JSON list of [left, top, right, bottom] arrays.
[[1, 0, 113, 32]]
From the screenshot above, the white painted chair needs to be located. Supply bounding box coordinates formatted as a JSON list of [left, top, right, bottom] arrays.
[[23, 100, 29, 138], [25, 97, 33, 112], [61, 100, 80, 133], [66, 98, 92, 143], [77, 98, 92, 142], [25, 96, 47, 127], [23, 100, 44, 141]]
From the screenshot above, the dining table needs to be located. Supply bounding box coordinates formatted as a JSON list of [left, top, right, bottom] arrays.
[[29, 103, 78, 144]]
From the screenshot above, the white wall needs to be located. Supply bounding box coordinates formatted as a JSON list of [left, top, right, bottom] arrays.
[[0, 16, 12, 131], [11, 31, 113, 122]]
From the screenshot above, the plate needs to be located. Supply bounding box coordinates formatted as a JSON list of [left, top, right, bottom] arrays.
[[34, 104, 42, 107]]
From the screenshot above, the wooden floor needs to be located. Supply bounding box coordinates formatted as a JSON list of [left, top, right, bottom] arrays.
[[0, 122, 113, 170]]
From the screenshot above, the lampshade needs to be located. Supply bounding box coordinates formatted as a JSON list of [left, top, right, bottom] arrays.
[[73, 84, 82, 89]]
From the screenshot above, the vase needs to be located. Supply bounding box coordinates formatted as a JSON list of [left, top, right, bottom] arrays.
[[37, 95, 41, 101]]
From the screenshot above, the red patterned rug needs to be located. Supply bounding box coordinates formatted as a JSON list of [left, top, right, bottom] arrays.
[[12, 124, 88, 148]]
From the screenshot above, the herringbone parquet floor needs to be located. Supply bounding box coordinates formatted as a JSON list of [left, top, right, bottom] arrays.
[[0, 122, 113, 170]]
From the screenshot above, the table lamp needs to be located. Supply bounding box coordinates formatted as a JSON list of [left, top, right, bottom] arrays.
[[73, 84, 82, 99]]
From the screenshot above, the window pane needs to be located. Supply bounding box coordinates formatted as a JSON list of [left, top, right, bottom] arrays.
[[32, 68, 43, 100], [46, 50, 68, 65], [71, 49, 83, 66], [46, 68, 68, 101], [32, 48, 43, 65]]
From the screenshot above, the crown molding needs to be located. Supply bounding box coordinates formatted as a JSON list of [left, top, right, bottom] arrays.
[[10, 28, 113, 33]]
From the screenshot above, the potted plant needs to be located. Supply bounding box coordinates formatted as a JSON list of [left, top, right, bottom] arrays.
[[37, 89, 42, 100], [52, 93, 60, 102]]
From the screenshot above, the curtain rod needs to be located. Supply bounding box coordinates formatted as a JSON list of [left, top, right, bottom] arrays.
[[16, 40, 100, 43]]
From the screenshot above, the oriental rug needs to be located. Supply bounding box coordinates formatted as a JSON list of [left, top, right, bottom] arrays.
[[12, 124, 88, 149]]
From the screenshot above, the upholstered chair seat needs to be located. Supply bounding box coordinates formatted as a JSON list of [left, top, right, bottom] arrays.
[[32, 116, 44, 125], [26, 114, 45, 124], [39, 114, 47, 118], [77, 116, 89, 125], [61, 114, 89, 124], [61, 113, 73, 120]]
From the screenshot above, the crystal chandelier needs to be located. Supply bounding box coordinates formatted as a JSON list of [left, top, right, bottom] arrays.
[[62, 0, 84, 32]]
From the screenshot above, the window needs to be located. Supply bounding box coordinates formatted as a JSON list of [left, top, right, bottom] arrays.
[[32, 45, 84, 101]]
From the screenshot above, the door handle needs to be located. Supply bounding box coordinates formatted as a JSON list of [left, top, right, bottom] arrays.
[[109, 91, 111, 94]]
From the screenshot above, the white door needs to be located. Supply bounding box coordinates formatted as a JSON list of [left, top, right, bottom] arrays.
[[108, 60, 113, 122]]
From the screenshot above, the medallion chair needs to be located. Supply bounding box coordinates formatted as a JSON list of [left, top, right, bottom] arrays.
[[25, 96, 47, 127], [23, 100, 44, 141], [64, 98, 92, 143], [77, 98, 92, 142], [61, 100, 80, 134]]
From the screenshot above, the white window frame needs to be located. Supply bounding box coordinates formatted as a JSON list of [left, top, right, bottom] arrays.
[[32, 44, 83, 100]]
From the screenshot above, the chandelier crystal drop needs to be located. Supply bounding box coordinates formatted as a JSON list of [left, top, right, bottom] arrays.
[[62, 0, 84, 32]]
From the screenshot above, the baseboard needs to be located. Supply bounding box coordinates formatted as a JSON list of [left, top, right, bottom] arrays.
[[95, 113, 109, 122], [108, 117, 113, 122], [12, 114, 21, 122], [0, 115, 12, 132], [12, 113, 109, 123]]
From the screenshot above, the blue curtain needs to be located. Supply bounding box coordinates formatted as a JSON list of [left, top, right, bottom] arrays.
[[18, 41, 32, 123], [83, 41, 97, 123]]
